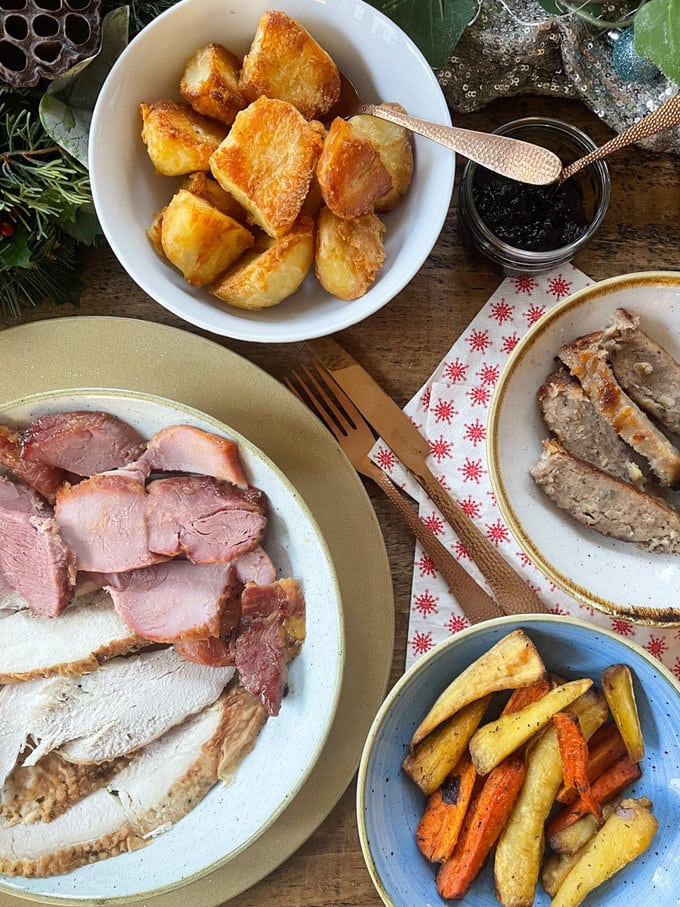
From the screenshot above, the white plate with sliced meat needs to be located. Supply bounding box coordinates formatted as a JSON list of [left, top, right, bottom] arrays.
[[488, 270, 680, 624], [0, 389, 343, 901]]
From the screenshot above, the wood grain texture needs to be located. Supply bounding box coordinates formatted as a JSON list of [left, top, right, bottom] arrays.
[[3, 94, 680, 906]]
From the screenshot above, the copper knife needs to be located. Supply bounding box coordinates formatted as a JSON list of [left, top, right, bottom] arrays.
[[307, 336, 548, 617]]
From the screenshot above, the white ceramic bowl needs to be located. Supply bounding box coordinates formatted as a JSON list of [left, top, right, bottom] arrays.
[[89, 0, 455, 343], [0, 389, 344, 903], [488, 271, 680, 624]]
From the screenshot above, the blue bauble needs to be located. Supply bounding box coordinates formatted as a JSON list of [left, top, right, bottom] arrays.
[[611, 27, 661, 84]]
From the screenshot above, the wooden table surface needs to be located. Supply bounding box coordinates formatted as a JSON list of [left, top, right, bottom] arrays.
[[7, 93, 680, 905]]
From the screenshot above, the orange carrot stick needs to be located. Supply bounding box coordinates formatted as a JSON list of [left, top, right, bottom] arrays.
[[546, 753, 642, 845], [501, 677, 552, 714], [556, 722, 627, 804], [554, 710, 601, 821], [416, 751, 477, 863], [436, 753, 526, 899]]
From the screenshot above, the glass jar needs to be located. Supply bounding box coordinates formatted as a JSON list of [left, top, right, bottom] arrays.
[[458, 117, 611, 276]]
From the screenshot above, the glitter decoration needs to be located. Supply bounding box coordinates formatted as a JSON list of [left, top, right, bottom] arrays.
[[610, 26, 661, 84], [437, 0, 679, 155]]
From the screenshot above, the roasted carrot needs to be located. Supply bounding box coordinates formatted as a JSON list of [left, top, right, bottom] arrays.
[[436, 753, 526, 899], [501, 677, 552, 714], [546, 753, 642, 845], [416, 751, 477, 863], [554, 710, 601, 822], [556, 722, 627, 804]]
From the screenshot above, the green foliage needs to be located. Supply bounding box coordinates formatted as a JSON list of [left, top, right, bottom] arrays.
[[635, 0, 680, 83], [365, 0, 478, 67]]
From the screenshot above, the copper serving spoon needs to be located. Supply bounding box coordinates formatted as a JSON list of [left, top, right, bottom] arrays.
[[325, 71, 563, 186]]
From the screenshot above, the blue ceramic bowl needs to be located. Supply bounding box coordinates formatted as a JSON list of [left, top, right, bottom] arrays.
[[357, 615, 680, 906]]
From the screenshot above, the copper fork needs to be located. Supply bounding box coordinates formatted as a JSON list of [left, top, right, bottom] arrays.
[[285, 364, 504, 625]]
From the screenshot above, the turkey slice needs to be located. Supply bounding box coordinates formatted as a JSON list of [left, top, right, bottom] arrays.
[[0, 589, 144, 683], [0, 685, 267, 878]]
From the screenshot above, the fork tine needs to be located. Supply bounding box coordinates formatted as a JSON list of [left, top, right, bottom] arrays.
[[301, 365, 357, 436], [284, 369, 346, 442]]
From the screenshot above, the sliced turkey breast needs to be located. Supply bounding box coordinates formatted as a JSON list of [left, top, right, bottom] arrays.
[[22, 410, 146, 477], [0, 678, 52, 791], [23, 647, 234, 767], [0, 685, 267, 877], [0, 589, 144, 683], [106, 560, 242, 643], [0, 424, 66, 502], [54, 473, 162, 573], [145, 475, 267, 563], [559, 336, 680, 486], [140, 424, 247, 486], [0, 477, 76, 617]]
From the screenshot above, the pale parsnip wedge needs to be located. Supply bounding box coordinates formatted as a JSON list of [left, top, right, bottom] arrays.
[[410, 630, 546, 748], [550, 797, 657, 907], [469, 678, 592, 775], [601, 663, 645, 762], [547, 797, 621, 856]]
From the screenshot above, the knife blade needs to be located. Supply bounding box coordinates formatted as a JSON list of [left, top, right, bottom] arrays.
[[308, 336, 548, 617]]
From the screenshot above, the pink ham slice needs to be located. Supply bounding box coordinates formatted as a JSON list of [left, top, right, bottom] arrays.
[[0, 425, 66, 503], [139, 424, 247, 486], [235, 578, 306, 716], [233, 546, 276, 586], [54, 474, 161, 573], [0, 477, 76, 617], [22, 411, 146, 477], [145, 476, 267, 563], [106, 560, 241, 643]]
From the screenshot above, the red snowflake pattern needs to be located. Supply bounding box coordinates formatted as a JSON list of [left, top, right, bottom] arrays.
[[672, 658, 680, 681], [525, 302, 546, 326], [453, 540, 471, 559], [501, 332, 521, 354], [645, 635, 668, 660], [410, 629, 434, 657], [466, 328, 492, 354], [442, 357, 468, 384], [467, 385, 492, 407], [419, 385, 432, 411], [550, 603, 569, 616], [416, 552, 437, 577], [446, 613, 469, 634], [432, 397, 458, 424], [487, 488, 498, 508], [460, 495, 482, 519], [460, 458, 485, 483], [374, 446, 396, 471], [477, 363, 500, 386], [429, 435, 454, 463], [548, 274, 572, 299], [423, 512, 445, 535], [490, 298, 514, 323], [516, 551, 533, 568], [512, 274, 538, 295], [486, 519, 510, 545], [610, 619, 634, 636], [413, 590, 439, 617], [463, 419, 486, 447]]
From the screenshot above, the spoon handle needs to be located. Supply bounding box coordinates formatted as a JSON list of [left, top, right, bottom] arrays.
[[561, 92, 680, 181], [359, 102, 562, 186]]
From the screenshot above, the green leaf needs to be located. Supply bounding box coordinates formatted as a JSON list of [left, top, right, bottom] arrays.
[[635, 0, 680, 84], [58, 205, 102, 246], [365, 0, 477, 68], [0, 226, 32, 270]]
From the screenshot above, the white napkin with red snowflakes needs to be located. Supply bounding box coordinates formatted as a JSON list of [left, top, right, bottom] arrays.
[[371, 263, 680, 676]]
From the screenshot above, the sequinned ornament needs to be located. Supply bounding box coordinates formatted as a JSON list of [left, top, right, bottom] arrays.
[[611, 27, 661, 84]]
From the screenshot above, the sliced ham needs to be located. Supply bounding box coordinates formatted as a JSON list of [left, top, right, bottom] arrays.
[[145, 475, 267, 563], [0, 424, 66, 502], [235, 578, 306, 716], [234, 545, 277, 585], [0, 685, 267, 877], [0, 477, 76, 617], [106, 560, 242, 643], [0, 589, 144, 683], [22, 410, 146, 477], [22, 647, 234, 767], [173, 635, 235, 667], [140, 423, 247, 485], [54, 473, 162, 573]]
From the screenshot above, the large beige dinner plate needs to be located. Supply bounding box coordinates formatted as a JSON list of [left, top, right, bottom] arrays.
[[0, 316, 395, 907]]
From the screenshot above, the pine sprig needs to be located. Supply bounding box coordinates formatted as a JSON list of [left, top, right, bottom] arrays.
[[0, 232, 82, 318]]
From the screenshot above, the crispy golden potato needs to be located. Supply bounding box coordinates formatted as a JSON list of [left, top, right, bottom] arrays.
[[239, 10, 340, 119], [180, 171, 249, 224], [146, 208, 166, 257], [349, 107, 414, 211], [314, 207, 385, 301], [210, 214, 315, 309], [160, 189, 254, 286], [601, 664, 645, 763], [410, 629, 547, 749], [180, 42, 248, 125], [316, 117, 393, 219], [139, 100, 226, 175], [210, 97, 324, 238]]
